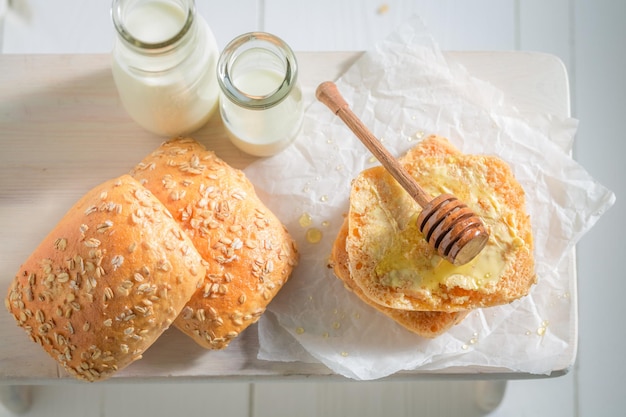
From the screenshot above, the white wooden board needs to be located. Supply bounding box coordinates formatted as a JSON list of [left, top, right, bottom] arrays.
[[0, 51, 574, 382]]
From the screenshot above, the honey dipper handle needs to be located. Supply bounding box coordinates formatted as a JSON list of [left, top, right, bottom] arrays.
[[316, 81, 432, 208]]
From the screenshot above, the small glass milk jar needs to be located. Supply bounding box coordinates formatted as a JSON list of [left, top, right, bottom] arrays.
[[217, 32, 304, 157], [111, 0, 219, 137]]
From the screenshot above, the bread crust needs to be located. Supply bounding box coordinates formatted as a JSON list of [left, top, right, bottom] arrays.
[[330, 218, 468, 338], [130, 138, 298, 349], [5, 175, 206, 381], [345, 135, 536, 312]]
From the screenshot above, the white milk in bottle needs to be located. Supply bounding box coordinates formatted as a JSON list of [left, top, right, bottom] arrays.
[[111, 0, 219, 137], [217, 32, 303, 157]]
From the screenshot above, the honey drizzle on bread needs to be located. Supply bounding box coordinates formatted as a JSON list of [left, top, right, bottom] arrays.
[[330, 218, 468, 338], [344, 135, 536, 313]]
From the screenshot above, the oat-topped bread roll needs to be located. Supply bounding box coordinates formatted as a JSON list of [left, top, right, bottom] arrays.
[[346, 135, 535, 312], [330, 218, 468, 338], [131, 137, 298, 349], [5, 175, 206, 381]]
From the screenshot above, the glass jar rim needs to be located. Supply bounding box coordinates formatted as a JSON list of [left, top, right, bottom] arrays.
[[111, 0, 195, 50], [217, 32, 298, 110]]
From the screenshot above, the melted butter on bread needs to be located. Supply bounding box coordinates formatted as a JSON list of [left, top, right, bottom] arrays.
[[374, 159, 527, 293], [346, 135, 535, 311]]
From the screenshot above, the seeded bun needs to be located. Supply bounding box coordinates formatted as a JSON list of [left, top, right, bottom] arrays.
[[130, 138, 298, 349], [345, 135, 535, 312], [5, 175, 207, 381], [330, 218, 468, 337]]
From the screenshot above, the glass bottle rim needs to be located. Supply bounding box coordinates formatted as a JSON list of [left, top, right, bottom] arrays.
[[217, 32, 298, 110], [111, 0, 195, 51]]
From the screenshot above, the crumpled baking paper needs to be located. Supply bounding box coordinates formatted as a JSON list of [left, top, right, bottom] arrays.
[[243, 17, 615, 380]]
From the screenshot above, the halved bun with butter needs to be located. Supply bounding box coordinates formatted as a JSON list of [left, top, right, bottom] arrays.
[[330, 218, 468, 338], [345, 135, 535, 312], [5, 175, 207, 381], [130, 138, 298, 349]]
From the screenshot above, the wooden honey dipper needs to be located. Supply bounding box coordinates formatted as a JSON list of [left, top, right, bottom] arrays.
[[316, 81, 489, 266]]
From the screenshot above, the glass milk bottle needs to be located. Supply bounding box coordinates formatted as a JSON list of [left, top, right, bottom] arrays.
[[217, 32, 304, 157], [111, 0, 219, 137]]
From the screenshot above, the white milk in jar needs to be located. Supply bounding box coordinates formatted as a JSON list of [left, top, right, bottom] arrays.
[[111, 0, 219, 137], [217, 33, 304, 157]]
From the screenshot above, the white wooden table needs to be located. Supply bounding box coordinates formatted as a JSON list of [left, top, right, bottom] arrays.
[[0, 51, 573, 397]]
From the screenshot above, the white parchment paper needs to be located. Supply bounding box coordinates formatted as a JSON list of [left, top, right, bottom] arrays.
[[244, 18, 615, 380]]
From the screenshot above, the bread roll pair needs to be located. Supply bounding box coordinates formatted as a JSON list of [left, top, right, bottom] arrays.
[[329, 135, 535, 337], [5, 138, 298, 381]]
